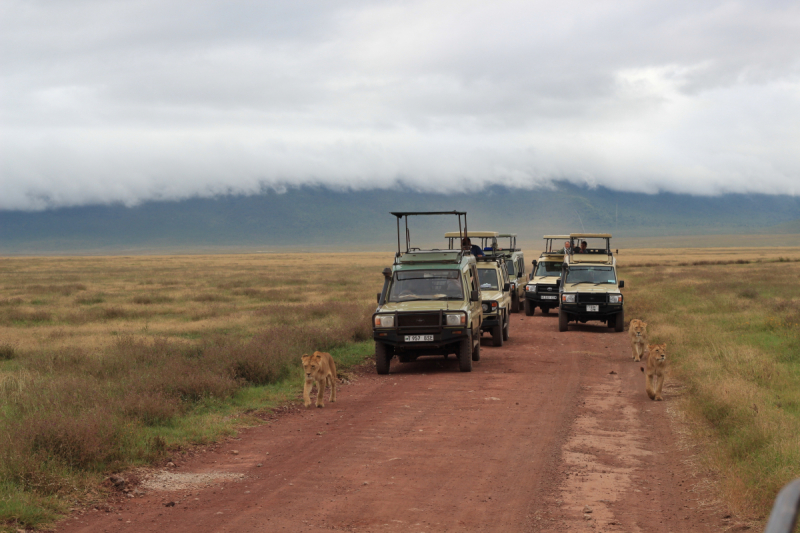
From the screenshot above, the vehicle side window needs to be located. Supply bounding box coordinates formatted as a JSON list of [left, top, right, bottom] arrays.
[[470, 266, 479, 291], [517, 258, 524, 275]]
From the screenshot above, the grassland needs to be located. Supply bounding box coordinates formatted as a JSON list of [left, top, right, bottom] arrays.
[[621, 246, 800, 520], [3, 247, 800, 529], [0, 253, 392, 530]]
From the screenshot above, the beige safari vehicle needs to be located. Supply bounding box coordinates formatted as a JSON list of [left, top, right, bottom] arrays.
[[476, 255, 512, 346], [445, 231, 525, 312], [524, 235, 568, 316], [373, 212, 483, 374], [558, 233, 625, 332], [496, 234, 526, 313]]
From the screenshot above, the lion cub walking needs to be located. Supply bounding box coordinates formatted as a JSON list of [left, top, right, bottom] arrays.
[[301, 351, 337, 408], [644, 344, 667, 401], [629, 319, 648, 362]]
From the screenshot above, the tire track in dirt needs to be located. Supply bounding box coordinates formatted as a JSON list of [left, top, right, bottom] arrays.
[[56, 312, 732, 532]]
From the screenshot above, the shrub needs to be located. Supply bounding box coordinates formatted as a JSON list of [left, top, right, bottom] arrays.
[[0, 344, 16, 361]]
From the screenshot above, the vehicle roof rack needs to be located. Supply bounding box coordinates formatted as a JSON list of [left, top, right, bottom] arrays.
[[392, 211, 470, 265]]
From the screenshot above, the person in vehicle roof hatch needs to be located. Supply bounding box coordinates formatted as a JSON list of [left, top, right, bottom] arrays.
[[462, 237, 484, 257], [578, 241, 588, 253], [561, 241, 572, 254]]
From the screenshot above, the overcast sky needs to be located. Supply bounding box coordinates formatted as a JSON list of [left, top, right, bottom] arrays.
[[2, 0, 799, 210]]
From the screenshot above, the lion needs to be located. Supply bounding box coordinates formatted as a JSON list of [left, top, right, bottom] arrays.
[[628, 319, 648, 362], [301, 351, 337, 408], [643, 343, 667, 401]]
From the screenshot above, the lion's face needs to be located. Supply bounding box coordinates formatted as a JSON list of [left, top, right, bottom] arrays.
[[630, 319, 647, 338], [648, 343, 667, 362], [301, 353, 323, 381]]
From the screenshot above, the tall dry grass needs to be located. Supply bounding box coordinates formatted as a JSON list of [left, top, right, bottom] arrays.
[[0, 253, 390, 529], [622, 254, 800, 521]]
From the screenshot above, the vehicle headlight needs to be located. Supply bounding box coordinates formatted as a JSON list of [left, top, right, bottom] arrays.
[[562, 294, 576, 303], [481, 303, 490, 312], [609, 294, 623, 304], [374, 315, 395, 327], [526, 285, 536, 292], [445, 313, 466, 326]]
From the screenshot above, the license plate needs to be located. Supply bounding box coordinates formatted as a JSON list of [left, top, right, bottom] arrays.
[[541, 295, 557, 300], [405, 335, 434, 342], [586, 305, 599, 312]]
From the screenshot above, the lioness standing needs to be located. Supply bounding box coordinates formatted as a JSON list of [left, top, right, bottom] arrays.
[[644, 343, 667, 401], [629, 319, 648, 362], [301, 351, 337, 408]]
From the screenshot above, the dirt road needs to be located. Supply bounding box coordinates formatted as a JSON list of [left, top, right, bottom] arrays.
[[58, 313, 735, 532]]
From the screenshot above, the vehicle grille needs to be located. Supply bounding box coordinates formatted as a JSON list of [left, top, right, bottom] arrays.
[[536, 284, 558, 294], [397, 313, 441, 328], [577, 293, 607, 304]]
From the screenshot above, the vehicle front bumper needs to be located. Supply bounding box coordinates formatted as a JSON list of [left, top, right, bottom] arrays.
[[373, 328, 471, 349], [560, 302, 623, 321]]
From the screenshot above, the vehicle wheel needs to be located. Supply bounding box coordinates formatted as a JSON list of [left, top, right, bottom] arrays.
[[510, 295, 520, 313], [375, 342, 392, 375], [502, 314, 509, 341], [614, 309, 625, 332], [524, 300, 535, 316], [458, 338, 473, 372], [492, 324, 504, 346], [558, 309, 569, 332], [472, 339, 481, 361]]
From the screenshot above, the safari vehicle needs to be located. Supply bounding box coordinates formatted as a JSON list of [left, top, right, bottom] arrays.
[[477, 255, 512, 346], [373, 212, 483, 374], [524, 235, 569, 316], [558, 233, 625, 332], [445, 231, 525, 312], [497, 234, 526, 313]]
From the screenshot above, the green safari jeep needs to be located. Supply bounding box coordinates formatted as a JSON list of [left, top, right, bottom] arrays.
[[373, 212, 483, 374]]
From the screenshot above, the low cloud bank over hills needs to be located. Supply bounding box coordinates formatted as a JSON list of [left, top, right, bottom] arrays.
[[1, 184, 798, 254]]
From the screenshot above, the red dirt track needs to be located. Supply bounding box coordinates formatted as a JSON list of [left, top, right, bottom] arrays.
[[57, 313, 734, 532]]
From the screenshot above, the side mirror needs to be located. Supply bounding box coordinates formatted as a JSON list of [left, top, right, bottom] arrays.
[[619, 280, 625, 288], [556, 279, 562, 288], [377, 293, 381, 303], [470, 290, 480, 302], [503, 283, 510, 292]]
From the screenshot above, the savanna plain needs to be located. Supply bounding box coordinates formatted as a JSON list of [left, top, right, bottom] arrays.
[[2, 246, 800, 531]]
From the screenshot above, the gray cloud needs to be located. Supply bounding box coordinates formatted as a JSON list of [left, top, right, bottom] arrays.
[[2, 0, 800, 210]]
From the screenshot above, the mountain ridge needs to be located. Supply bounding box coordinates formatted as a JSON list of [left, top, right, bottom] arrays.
[[1, 183, 798, 254]]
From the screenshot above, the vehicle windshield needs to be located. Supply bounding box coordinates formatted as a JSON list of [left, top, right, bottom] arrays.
[[505, 259, 516, 276], [565, 266, 616, 284], [478, 269, 499, 290], [387, 270, 463, 302], [536, 262, 562, 277]]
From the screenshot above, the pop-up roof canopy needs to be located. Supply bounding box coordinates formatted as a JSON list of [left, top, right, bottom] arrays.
[[444, 231, 499, 238]]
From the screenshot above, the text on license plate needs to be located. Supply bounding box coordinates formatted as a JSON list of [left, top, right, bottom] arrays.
[[586, 305, 599, 312], [405, 335, 434, 342], [541, 295, 557, 300]]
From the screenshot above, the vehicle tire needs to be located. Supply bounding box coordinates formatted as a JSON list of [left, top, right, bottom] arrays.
[[472, 339, 481, 361], [510, 295, 520, 313], [502, 314, 509, 341], [375, 342, 392, 375], [524, 300, 535, 316], [558, 309, 569, 332], [492, 324, 504, 346], [614, 309, 625, 332], [459, 338, 473, 372]]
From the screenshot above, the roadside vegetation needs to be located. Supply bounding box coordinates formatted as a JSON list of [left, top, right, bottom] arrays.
[[621, 249, 800, 520], [0, 253, 390, 530]]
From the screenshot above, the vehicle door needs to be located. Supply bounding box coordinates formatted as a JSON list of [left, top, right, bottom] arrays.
[[467, 265, 481, 333]]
